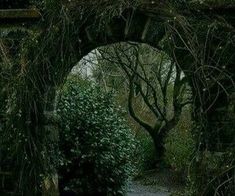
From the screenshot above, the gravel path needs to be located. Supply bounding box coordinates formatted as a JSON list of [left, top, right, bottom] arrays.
[[127, 182, 171, 196]]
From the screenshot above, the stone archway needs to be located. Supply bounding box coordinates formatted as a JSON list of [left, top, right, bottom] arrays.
[[59, 5, 235, 152], [41, 7, 234, 194], [1, 1, 235, 195]]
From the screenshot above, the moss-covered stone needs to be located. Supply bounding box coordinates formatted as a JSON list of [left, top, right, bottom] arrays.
[[0, 9, 40, 19]]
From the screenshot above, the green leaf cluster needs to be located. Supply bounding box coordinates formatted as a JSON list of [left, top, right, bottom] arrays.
[[57, 77, 136, 195]]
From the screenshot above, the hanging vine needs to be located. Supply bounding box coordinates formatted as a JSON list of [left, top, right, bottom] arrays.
[[0, 0, 234, 195]]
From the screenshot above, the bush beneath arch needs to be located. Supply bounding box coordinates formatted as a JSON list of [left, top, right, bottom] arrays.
[[57, 76, 136, 195]]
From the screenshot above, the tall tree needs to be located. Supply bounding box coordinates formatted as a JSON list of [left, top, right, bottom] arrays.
[[84, 43, 192, 161]]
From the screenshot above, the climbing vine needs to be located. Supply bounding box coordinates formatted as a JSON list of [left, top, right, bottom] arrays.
[[0, 0, 234, 195]]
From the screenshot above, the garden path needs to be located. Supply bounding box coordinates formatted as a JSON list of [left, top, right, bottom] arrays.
[[127, 181, 170, 196]]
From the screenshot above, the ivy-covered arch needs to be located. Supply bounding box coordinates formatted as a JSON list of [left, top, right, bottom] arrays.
[[0, 0, 235, 195]]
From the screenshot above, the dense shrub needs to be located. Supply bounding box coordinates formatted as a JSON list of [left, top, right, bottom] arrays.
[[57, 77, 136, 196]]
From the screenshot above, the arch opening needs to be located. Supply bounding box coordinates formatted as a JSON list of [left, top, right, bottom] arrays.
[[56, 41, 193, 195]]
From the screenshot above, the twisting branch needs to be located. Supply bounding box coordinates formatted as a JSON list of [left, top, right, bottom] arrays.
[[94, 42, 192, 160]]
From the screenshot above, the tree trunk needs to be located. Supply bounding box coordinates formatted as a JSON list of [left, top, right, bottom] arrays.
[[149, 131, 166, 163], [154, 136, 165, 163]]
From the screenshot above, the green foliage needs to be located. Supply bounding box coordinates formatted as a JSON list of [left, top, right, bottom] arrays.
[[57, 76, 136, 195], [182, 150, 235, 196], [199, 151, 235, 195], [134, 131, 157, 173], [164, 128, 195, 173], [172, 122, 235, 195]]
